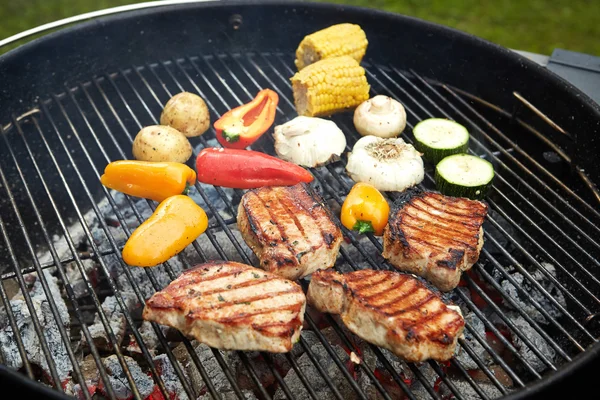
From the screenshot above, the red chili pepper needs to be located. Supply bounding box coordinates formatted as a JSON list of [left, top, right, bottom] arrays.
[[195, 147, 314, 189], [214, 89, 279, 149]]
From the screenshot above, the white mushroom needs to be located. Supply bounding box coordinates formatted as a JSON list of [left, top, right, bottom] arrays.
[[273, 116, 346, 168], [346, 136, 424, 192], [353, 95, 407, 138]]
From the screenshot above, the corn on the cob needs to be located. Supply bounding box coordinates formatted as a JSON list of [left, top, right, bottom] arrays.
[[291, 56, 370, 117], [295, 23, 368, 70]]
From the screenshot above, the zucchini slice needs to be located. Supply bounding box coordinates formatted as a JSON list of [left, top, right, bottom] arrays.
[[413, 118, 469, 165], [435, 154, 494, 200]]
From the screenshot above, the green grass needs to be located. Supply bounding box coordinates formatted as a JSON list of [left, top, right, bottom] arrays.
[[1, 0, 598, 56]]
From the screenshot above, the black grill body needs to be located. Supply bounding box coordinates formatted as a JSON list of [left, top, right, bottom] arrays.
[[0, 2, 598, 400]]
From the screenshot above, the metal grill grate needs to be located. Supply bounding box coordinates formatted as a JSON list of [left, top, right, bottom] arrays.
[[0, 52, 599, 400]]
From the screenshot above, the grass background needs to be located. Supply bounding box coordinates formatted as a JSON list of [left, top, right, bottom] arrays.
[[0, 0, 598, 56]]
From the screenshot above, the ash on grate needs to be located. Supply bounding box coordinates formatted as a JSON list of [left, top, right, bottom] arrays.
[[493, 263, 566, 324], [183, 343, 241, 396], [153, 353, 189, 400], [197, 390, 257, 400], [273, 340, 355, 400], [190, 226, 257, 265], [98, 354, 155, 400], [82, 292, 138, 351], [0, 270, 73, 384], [406, 362, 439, 399], [508, 313, 556, 372]]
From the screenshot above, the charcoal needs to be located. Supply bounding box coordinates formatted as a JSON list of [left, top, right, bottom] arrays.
[[197, 389, 257, 400], [64, 259, 98, 299], [153, 354, 189, 400], [0, 270, 73, 383], [509, 314, 556, 372], [273, 341, 355, 400], [83, 292, 138, 351], [71, 354, 101, 399], [406, 362, 439, 398], [126, 321, 169, 356], [494, 263, 566, 324], [456, 312, 491, 370], [192, 226, 257, 265], [99, 355, 154, 400], [439, 378, 504, 399], [187, 343, 238, 394]]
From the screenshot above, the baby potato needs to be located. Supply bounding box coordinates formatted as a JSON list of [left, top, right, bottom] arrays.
[[132, 125, 192, 163], [160, 92, 210, 137]]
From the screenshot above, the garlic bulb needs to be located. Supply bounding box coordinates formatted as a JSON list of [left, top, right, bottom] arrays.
[[346, 136, 424, 192], [273, 116, 346, 167], [353, 95, 407, 138]]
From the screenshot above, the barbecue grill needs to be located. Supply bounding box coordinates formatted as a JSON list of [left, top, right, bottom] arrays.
[[0, 1, 599, 399]]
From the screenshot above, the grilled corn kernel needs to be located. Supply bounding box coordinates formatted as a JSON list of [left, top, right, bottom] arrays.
[[291, 56, 370, 117], [295, 23, 368, 70]]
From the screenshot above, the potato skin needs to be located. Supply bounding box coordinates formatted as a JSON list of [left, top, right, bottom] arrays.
[[132, 125, 192, 163], [160, 92, 210, 137]]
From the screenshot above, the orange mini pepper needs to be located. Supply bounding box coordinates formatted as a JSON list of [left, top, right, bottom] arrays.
[[122, 195, 208, 267], [100, 160, 196, 202], [341, 182, 390, 236], [214, 89, 279, 149]]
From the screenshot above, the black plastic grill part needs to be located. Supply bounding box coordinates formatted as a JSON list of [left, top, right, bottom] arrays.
[[0, 52, 598, 400]]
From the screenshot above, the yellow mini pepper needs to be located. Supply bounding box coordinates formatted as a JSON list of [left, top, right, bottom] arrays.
[[100, 160, 196, 202], [122, 195, 208, 267], [341, 182, 390, 236]]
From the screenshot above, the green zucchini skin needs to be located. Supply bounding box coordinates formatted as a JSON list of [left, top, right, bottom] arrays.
[[413, 119, 469, 165], [434, 154, 494, 200]]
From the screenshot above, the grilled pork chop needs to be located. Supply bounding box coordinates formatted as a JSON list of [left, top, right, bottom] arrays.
[[307, 269, 465, 362], [143, 261, 306, 353], [382, 189, 488, 291], [237, 183, 343, 280]]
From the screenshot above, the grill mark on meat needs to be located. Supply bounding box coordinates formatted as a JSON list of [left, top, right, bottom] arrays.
[[364, 279, 419, 306], [435, 249, 465, 270], [188, 287, 301, 314], [216, 303, 303, 323], [346, 275, 390, 293], [250, 190, 298, 259], [421, 193, 488, 217], [291, 184, 338, 250], [385, 294, 436, 316], [277, 192, 308, 238], [401, 222, 477, 252], [168, 268, 248, 291], [401, 205, 481, 240], [363, 275, 413, 300]]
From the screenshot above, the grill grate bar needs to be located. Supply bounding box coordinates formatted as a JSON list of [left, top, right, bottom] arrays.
[[56, 87, 208, 399], [4, 50, 599, 400], [443, 84, 600, 219], [407, 68, 600, 245], [124, 62, 295, 399], [360, 67, 593, 345], [373, 67, 600, 263], [96, 71, 250, 400], [278, 54, 568, 376], [159, 54, 396, 400], [265, 53, 524, 397], [0, 157, 75, 393], [217, 54, 421, 399], [484, 232, 594, 344], [0, 278, 34, 379], [158, 55, 383, 399], [27, 112, 153, 400], [485, 199, 600, 306], [71, 81, 231, 399], [5, 115, 151, 400], [38, 98, 177, 400]]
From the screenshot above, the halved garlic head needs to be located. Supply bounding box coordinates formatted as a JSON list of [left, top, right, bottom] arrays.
[[346, 136, 424, 192], [353, 95, 407, 138], [273, 116, 346, 168]]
